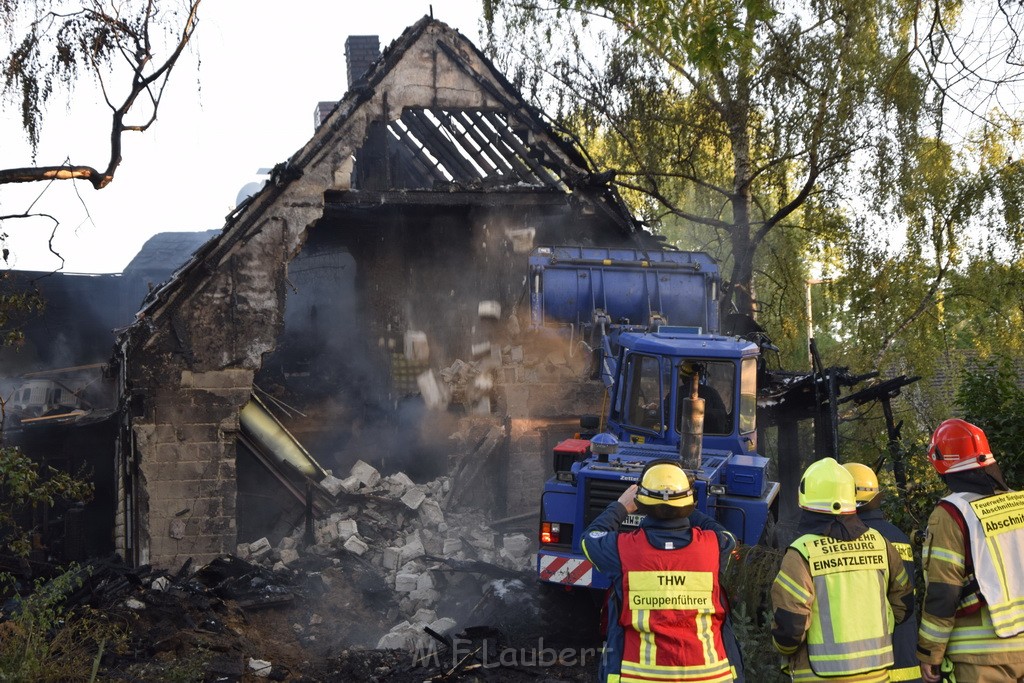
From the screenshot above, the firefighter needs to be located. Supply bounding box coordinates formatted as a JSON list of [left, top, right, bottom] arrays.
[[582, 458, 740, 683], [771, 457, 913, 683], [917, 418, 1024, 683], [844, 462, 922, 683]]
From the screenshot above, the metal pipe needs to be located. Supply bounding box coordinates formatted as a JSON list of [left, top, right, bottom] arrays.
[[239, 397, 326, 479]]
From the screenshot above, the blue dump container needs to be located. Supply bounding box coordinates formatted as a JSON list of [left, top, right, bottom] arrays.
[[529, 246, 721, 334]]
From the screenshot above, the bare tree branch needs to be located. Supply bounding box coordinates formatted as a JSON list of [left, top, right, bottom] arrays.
[[0, 1, 202, 190]]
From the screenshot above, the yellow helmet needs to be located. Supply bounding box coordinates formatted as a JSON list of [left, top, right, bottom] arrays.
[[637, 461, 694, 508], [799, 457, 856, 514], [842, 462, 879, 506]]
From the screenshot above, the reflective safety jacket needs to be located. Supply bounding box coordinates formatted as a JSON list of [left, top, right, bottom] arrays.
[[772, 528, 911, 683], [617, 528, 731, 683], [918, 491, 1024, 667], [583, 503, 738, 683], [858, 508, 922, 683], [942, 491, 1024, 638], [793, 530, 895, 676]]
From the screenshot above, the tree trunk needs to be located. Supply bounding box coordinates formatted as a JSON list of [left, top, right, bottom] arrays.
[[725, 98, 756, 320]]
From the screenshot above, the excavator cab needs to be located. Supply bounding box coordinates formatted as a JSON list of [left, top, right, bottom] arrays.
[[608, 333, 759, 455]]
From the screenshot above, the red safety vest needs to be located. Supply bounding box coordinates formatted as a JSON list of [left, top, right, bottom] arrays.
[[617, 528, 733, 683]]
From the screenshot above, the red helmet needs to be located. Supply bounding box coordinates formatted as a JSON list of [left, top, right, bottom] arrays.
[[927, 419, 995, 475]]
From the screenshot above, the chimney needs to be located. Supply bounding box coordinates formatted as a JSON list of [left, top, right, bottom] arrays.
[[314, 36, 381, 131], [314, 101, 336, 129], [345, 35, 381, 88]]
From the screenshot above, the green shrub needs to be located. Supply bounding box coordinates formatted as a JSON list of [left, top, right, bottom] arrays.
[[0, 567, 125, 682], [0, 446, 93, 557], [724, 543, 787, 682]]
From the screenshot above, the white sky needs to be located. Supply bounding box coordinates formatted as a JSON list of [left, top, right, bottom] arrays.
[[0, 1, 487, 274]]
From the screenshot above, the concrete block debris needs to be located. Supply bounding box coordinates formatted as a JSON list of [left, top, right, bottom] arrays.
[[404, 330, 430, 361]]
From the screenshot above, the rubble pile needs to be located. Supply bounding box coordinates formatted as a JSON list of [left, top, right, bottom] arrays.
[[0, 439, 601, 681], [53, 554, 323, 680], [234, 454, 537, 653], [37, 521, 596, 681]]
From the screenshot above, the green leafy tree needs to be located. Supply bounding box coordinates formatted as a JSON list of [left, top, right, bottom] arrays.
[[815, 127, 1024, 454], [482, 4, 1024, 403], [482, 0, 945, 321], [0, 279, 44, 345], [956, 359, 1024, 486]]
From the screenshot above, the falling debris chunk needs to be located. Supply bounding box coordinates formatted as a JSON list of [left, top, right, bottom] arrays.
[[502, 533, 532, 558], [320, 473, 347, 496], [336, 518, 359, 540], [349, 459, 381, 488], [168, 518, 186, 540], [505, 226, 536, 253], [417, 369, 450, 409], [404, 330, 430, 361], [248, 537, 273, 561], [343, 535, 369, 556], [401, 487, 427, 510], [478, 300, 502, 319]]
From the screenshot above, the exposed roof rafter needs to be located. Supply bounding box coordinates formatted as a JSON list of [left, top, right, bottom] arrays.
[[364, 106, 569, 191]]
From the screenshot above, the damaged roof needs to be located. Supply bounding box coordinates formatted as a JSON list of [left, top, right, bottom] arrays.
[[126, 15, 644, 339]]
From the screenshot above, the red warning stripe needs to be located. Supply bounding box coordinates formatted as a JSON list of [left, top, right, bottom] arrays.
[[565, 559, 593, 585], [539, 555, 569, 581]]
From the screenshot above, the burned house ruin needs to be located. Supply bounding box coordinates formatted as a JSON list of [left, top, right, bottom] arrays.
[[112, 18, 654, 570], [0, 231, 219, 567]]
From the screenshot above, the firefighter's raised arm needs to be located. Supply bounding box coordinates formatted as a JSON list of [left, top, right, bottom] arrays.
[[617, 484, 638, 514]]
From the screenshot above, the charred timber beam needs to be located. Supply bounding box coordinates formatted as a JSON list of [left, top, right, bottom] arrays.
[[236, 592, 295, 610], [838, 374, 919, 405], [461, 110, 536, 183], [323, 189, 570, 208], [387, 122, 452, 185], [434, 40, 591, 176], [443, 425, 507, 511], [434, 40, 641, 236], [478, 111, 562, 189], [777, 419, 803, 528], [387, 124, 448, 185], [437, 109, 505, 178], [401, 108, 481, 182], [415, 108, 493, 182]]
